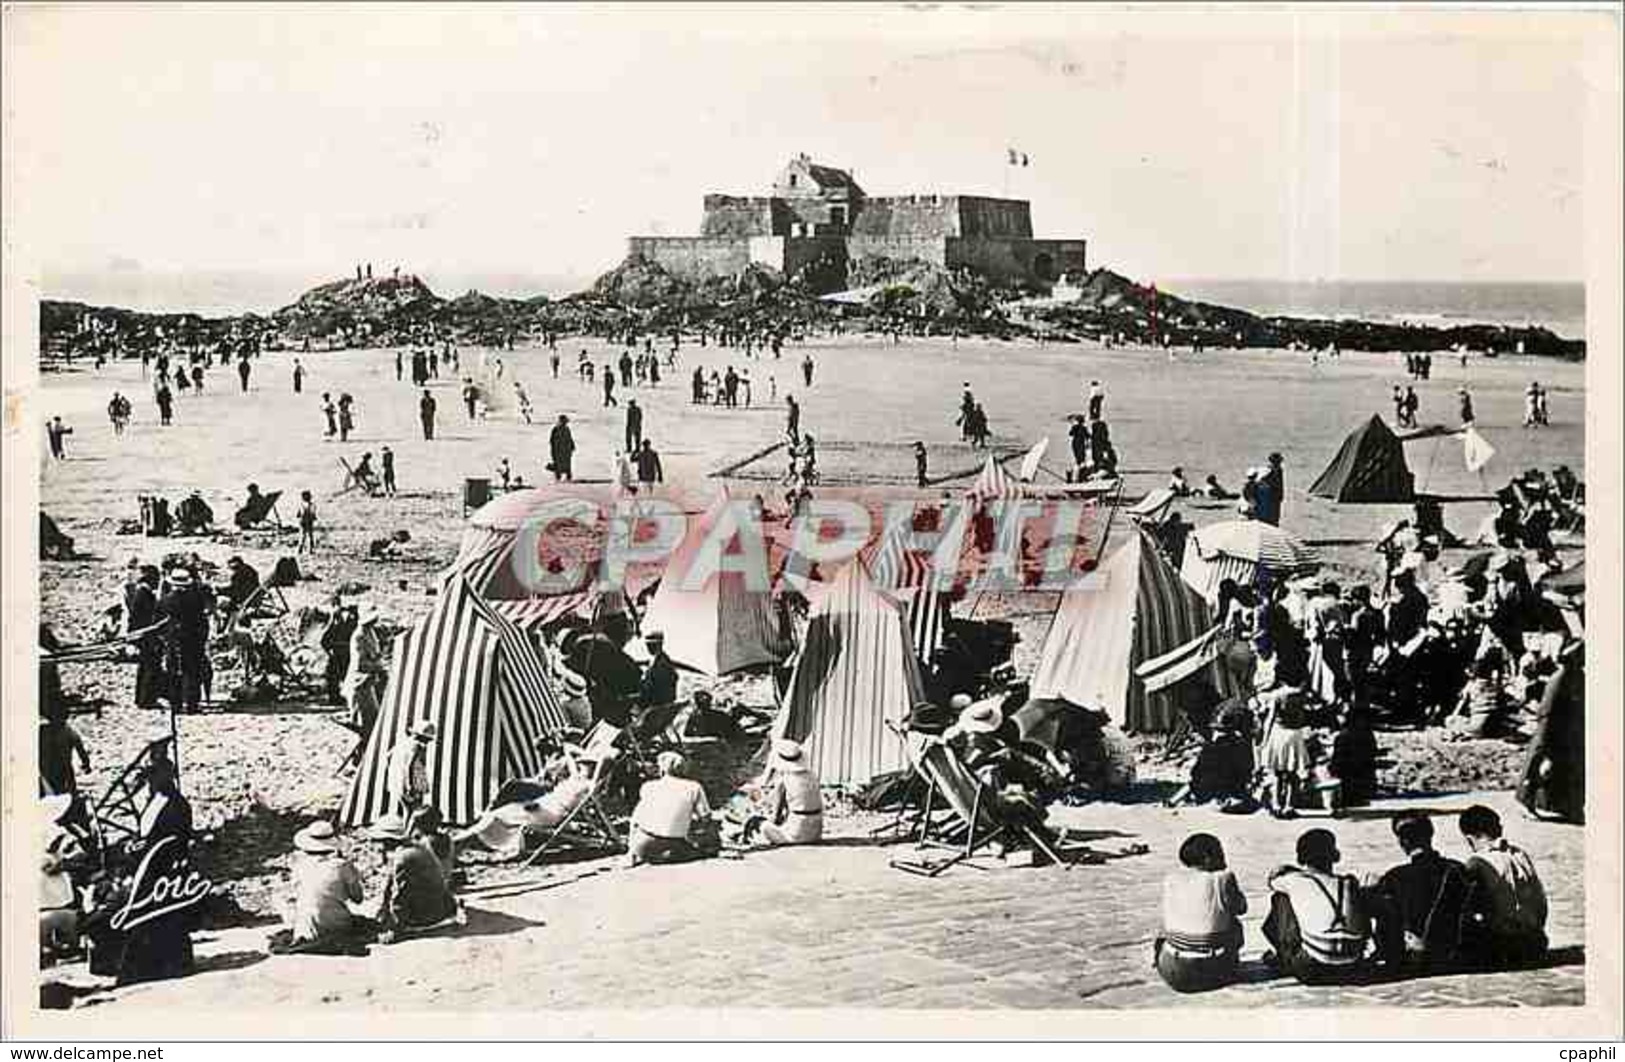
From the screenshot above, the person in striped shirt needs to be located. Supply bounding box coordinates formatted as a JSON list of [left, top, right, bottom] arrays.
[[1154, 833, 1248, 993]]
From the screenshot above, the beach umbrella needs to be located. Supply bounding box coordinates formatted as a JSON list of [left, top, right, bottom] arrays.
[[1179, 519, 1320, 601]]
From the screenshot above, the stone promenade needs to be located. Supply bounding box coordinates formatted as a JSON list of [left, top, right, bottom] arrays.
[[63, 789, 1585, 1015]]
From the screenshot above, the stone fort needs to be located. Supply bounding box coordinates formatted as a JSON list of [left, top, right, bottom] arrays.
[[627, 154, 1087, 293]]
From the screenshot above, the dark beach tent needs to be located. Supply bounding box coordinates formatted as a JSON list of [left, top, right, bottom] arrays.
[[1308, 415, 1416, 504]]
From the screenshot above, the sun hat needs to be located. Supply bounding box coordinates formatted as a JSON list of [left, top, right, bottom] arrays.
[[167, 568, 195, 587], [411, 721, 438, 742], [293, 820, 340, 855], [904, 701, 951, 733], [958, 701, 1002, 734], [771, 738, 810, 773]]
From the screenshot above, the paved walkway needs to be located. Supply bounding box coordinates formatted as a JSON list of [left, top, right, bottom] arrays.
[[53, 790, 1583, 1015]]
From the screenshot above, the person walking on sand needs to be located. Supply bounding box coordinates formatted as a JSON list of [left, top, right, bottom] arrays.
[[418, 389, 436, 441], [297, 490, 318, 553], [514, 381, 533, 424], [237, 355, 251, 393], [321, 393, 338, 438], [636, 438, 664, 488], [46, 416, 73, 460], [1087, 380, 1105, 422], [602, 367, 618, 408], [1458, 387, 1475, 427], [462, 379, 478, 420], [395, 349, 404, 382], [155, 382, 174, 426], [785, 395, 801, 442], [801, 353, 814, 388], [549, 415, 575, 482], [549, 349, 560, 379], [381, 446, 397, 496], [337, 393, 355, 441], [914, 441, 929, 487], [625, 399, 643, 454], [293, 358, 305, 394], [108, 392, 131, 436]]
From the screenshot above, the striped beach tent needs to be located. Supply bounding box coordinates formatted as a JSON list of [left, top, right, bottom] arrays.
[[1028, 526, 1219, 732], [1178, 519, 1321, 603], [773, 560, 926, 787], [339, 575, 570, 827], [866, 521, 946, 662], [965, 456, 1024, 503], [641, 494, 793, 676]]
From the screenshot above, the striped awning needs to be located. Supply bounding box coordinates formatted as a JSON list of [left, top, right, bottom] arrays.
[[339, 576, 570, 827], [1135, 623, 1226, 694]]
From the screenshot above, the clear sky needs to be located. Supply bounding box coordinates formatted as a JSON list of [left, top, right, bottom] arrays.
[[4, 4, 1605, 299]]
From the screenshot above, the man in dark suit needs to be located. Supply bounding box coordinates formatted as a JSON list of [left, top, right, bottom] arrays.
[[159, 569, 212, 713], [635, 439, 663, 488], [549, 415, 575, 482], [1374, 813, 1470, 970]]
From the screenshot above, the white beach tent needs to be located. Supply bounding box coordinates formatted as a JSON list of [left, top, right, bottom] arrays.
[[1178, 519, 1322, 603], [773, 560, 926, 787], [640, 493, 794, 676]]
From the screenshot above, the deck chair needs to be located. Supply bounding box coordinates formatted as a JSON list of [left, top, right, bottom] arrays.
[[234, 490, 284, 531], [888, 726, 1067, 877], [93, 736, 177, 847], [520, 723, 626, 868], [336, 459, 382, 498]]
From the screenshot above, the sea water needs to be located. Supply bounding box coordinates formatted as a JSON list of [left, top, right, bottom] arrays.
[[1168, 278, 1586, 340]]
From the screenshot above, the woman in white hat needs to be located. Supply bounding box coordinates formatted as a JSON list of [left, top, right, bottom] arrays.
[[743, 739, 824, 847], [386, 721, 436, 818], [284, 820, 366, 952]]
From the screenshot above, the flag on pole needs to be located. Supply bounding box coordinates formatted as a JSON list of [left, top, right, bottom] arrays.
[[1461, 425, 1496, 473]]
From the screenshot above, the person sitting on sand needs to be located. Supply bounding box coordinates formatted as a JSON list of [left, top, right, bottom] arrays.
[[279, 821, 371, 954], [376, 809, 462, 943], [627, 752, 714, 867], [1171, 704, 1255, 811], [1204, 474, 1237, 501], [1154, 833, 1248, 993], [738, 739, 824, 848], [456, 754, 596, 860]]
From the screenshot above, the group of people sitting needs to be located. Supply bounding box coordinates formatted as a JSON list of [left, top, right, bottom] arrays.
[[1154, 805, 1550, 993], [273, 730, 829, 956]]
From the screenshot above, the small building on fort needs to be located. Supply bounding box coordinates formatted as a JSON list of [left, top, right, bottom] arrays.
[[627, 154, 1087, 293]]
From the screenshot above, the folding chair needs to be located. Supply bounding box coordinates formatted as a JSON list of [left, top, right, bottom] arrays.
[[335, 459, 381, 498], [888, 725, 1067, 877], [233, 490, 285, 531], [93, 736, 177, 848], [520, 723, 627, 868]]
